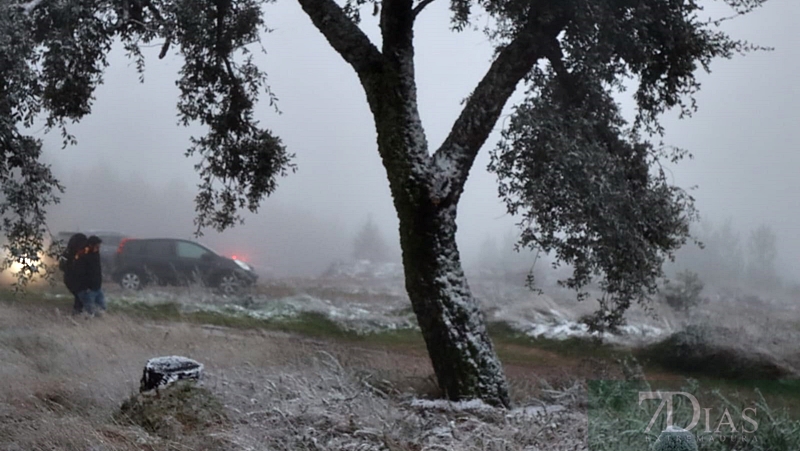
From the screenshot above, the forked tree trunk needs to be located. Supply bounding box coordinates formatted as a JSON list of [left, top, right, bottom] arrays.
[[368, 80, 511, 407], [294, 0, 523, 408], [397, 199, 510, 407]]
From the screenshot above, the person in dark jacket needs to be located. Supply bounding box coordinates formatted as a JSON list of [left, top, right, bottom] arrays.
[[76, 235, 107, 316], [59, 233, 88, 315]]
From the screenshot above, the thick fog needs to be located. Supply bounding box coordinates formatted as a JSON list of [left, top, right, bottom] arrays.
[[38, 1, 799, 281]]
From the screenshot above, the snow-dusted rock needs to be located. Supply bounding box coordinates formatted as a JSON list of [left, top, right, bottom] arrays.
[[653, 426, 698, 451], [140, 356, 204, 392]]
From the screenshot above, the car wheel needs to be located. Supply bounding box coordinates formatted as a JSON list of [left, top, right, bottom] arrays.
[[120, 271, 143, 290], [217, 273, 241, 295]]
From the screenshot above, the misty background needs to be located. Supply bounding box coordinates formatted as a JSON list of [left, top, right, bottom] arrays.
[[36, 1, 800, 284]]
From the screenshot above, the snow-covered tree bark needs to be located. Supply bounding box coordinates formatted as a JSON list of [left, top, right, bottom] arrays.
[[399, 201, 509, 405]]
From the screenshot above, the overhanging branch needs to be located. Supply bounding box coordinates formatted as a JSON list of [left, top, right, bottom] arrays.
[[158, 36, 172, 59], [296, 0, 385, 75], [543, 35, 572, 84], [432, 19, 565, 201], [412, 0, 436, 18]]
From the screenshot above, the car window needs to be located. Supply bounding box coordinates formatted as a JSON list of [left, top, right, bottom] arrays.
[[176, 241, 209, 259], [145, 240, 174, 257]]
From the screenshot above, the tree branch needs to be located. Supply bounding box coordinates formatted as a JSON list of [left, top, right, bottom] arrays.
[[432, 19, 565, 202], [158, 36, 172, 59], [376, 0, 431, 187], [544, 35, 571, 82], [412, 0, 436, 18], [298, 0, 430, 199], [380, 0, 414, 58], [295, 0, 385, 75]]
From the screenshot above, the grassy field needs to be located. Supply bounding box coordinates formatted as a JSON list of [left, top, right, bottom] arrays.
[[0, 288, 591, 450], [2, 284, 800, 450]]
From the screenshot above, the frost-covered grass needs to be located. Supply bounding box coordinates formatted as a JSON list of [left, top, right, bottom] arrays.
[[0, 299, 587, 450], [3, 273, 800, 449], [101, 275, 671, 344]]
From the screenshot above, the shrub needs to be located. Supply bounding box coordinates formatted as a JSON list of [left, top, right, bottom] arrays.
[[662, 271, 704, 312]]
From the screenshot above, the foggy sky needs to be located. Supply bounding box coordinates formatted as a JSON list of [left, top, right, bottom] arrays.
[[37, 1, 800, 277]]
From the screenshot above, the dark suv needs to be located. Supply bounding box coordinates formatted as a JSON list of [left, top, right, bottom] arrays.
[[112, 238, 258, 294]]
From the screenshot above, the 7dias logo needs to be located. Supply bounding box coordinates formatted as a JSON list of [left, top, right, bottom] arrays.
[[638, 391, 759, 434]]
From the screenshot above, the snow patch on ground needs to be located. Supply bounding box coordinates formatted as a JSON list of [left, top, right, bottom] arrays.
[[78, 261, 674, 345], [106, 282, 669, 343], [521, 319, 667, 344], [491, 295, 669, 344], [112, 288, 419, 335], [410, 398, 496, 411]]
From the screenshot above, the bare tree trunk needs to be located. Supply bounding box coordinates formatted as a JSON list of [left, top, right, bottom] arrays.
[[397, 199, 510, 407]]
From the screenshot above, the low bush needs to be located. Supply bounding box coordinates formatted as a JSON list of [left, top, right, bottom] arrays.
[[662, 271, 705, 312]]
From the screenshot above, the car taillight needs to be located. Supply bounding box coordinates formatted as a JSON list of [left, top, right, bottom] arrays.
[[117, 238, 130, 253]]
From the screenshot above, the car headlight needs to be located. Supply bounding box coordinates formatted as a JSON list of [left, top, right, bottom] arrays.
[[234, 259, 251, 271], [7, 253, 43, 275]]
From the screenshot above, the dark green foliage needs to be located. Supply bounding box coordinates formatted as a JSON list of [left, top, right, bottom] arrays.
[[486, 0, 767, 328], [169, 0, 296, 232], [0, 0, 294, 281], [342, 0, 380, 23], [0, 133, 63, 287]]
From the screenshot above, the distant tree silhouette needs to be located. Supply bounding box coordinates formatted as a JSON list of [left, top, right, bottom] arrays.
[[746, 224, 779, 288], [669, 218, 745, 286], [352, 216, 390, 263]]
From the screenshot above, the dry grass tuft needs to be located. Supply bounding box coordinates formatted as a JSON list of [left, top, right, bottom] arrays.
[[116, 382, 229, 444]]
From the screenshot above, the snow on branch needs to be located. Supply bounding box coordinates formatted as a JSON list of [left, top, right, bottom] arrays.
[[296, 0, 385, 75], [432, 19, 565, 200]]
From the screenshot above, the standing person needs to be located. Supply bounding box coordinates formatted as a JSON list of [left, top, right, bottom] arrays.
[[59, 233, 87, 315], [77, 235, 107, 316]]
